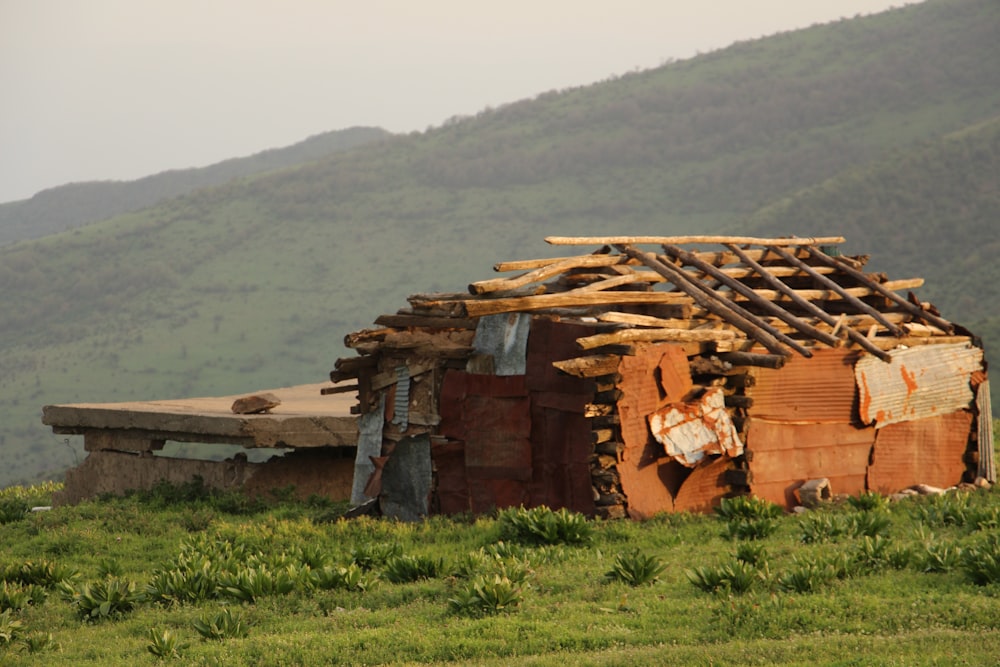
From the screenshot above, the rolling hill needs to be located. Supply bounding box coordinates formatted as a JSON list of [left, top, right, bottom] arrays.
[[1, 0, 998, 487], [0, 126, 390, 246]]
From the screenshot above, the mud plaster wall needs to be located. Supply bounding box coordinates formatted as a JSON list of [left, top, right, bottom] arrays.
[[55, 449, 354, 505]]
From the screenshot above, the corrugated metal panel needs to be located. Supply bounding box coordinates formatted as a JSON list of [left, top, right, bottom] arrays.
[[648, 388, 743, 467], [473, 312, 531, 376], [657, 345, 693, 401], [867, 411, 972, 493], [673, 456, 731, 514], [977, 379, 995, 482], [747, 419, 874, 508], [391, 366, 409, 429], [380, 435, 432, 522], [350, 394, 385, 506], [529, 403, 596, 515], [525, 318, 598, 393], [430, 440, 469, 514], [856, 343, 983, 427], [747, 348, 859, 424], [617, 344, 672, 455]]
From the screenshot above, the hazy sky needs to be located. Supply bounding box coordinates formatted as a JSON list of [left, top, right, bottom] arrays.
[[1, 1, 911, 203]]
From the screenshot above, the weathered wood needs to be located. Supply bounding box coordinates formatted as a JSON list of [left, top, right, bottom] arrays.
[[546, 235, 845, 247], [727, 280, 924, 303], [469, 254, 627, 294], [663, 243, 842, 348], [344, 328, 394, 348], [724, 243, 892, 362], [621, 247, 802, 357], [460, 290, 694, 318], [562, 272, 655, 293], [766, 245, 905, 337], [718, 351, 787, 369], [724, 395, 754, 408], [597, 311, 697, 329], [584, 403, 615, 418], [592, 428, 616, 444], [320, 384, 359, 395], [374, 313, 478, 330], [552, 355, 621, 378], [576, 327, 739, 350], [803, 245, 956, 334]]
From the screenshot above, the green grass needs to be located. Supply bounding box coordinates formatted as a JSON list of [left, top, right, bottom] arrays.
[[3, 483, 1000, 664]]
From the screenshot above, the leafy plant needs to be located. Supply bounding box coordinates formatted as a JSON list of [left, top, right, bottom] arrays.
[[307, 564, 375, 592], [147, 627, 187, 659], [0, 581, 46, 612], [776, 557, 835, 593], [0, 610, 24, 647], [847, 491, 890, 512], [734, 542, 768, 568], [847, 511, 892, 538], [0, 499, 29, 526], [219, 564, 298, 603], [96, 558, 125, 579], [686, 561, 761, 595], [920, 543, 964, 573], [851, 535, 893, 573], [799, 512, 848, 544], [962, 539, 1000, 586], [383, 555, 445, 584], [21, 631, 57, 655], [350, 542, 403, 571], [192, 608, 251, 640], [2, 559, 79, 588], [448, 575, 524, 616], [724, 517, 778, 541], [715, 496, 782, 522], [497, 506, 593, 546], [605, 549, 667, 587], [60, 576, 143, 621]]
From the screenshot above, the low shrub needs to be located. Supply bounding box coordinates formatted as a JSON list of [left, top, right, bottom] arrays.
[[60, 576, 143, 621], [497, 506, 593, 546], [383, 555, 445, 584], [193, 608, 251, 640], [448, 575, 524, 616], [147, 628, 187, 659], [605, 549, 666, 587]]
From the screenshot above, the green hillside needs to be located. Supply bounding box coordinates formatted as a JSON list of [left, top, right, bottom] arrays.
[[747, 114, 1000, 387], [1, 0, 998, 487], [0, 127, 390, 246]]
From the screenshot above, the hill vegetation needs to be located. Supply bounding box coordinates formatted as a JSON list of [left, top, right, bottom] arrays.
[[0, 127, 390, 246], [0, 0, 998, 486]]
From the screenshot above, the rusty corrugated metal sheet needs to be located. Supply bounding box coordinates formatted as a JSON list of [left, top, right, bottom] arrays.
[[856, 343, 983, 427], [657, 344, 693, 401], [648, 388, 743, 467], [747, 419, 875, 508], [617, 344, 675, 455], [747, 348, 860, 423], [672, 456, 732, 514], [525, 317, 598, 394], [867, 411, 972, 493]]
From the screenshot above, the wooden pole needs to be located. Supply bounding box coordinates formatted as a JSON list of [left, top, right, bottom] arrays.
[[724, 243, 892, 362], [620, 246, 800, 357], [547, 235, 845, 247], [662, 243, 842, 348], [766, 245, 905, 337], [802, 246, 955, 334]]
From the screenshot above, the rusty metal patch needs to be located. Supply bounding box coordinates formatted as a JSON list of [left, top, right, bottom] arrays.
[[656, 345, 693, 401], [747, 419, 875, 508], [867, 411, 973, 493], [526, 317, 598, 393], [856, 343, 983, 428], [747, 348, 860, 424], [672, 456, 732, 514], [648, 388, 743, 467]]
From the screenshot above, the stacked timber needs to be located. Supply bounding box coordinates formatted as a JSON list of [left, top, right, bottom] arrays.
[[329, 235, 985, 519]]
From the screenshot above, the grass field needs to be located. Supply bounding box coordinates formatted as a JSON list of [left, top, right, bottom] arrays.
[[3, 439, 1000, 667]]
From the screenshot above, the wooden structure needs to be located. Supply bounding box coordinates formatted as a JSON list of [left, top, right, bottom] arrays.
[[332, 235, 993, 519], [42, 384, 358, 504]]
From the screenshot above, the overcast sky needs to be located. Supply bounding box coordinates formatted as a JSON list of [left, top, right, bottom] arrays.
[[0, 1, 912, 203]]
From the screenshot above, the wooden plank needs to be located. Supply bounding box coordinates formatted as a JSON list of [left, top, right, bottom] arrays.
[[374, 313, 478, 329], [726, 279, 924, 303], [459, 290, 694, 317], [552, 354, 621, 378], [469, 254, 628, 294], [576, 327, 738, 350], [546, 235, 846, 246]]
